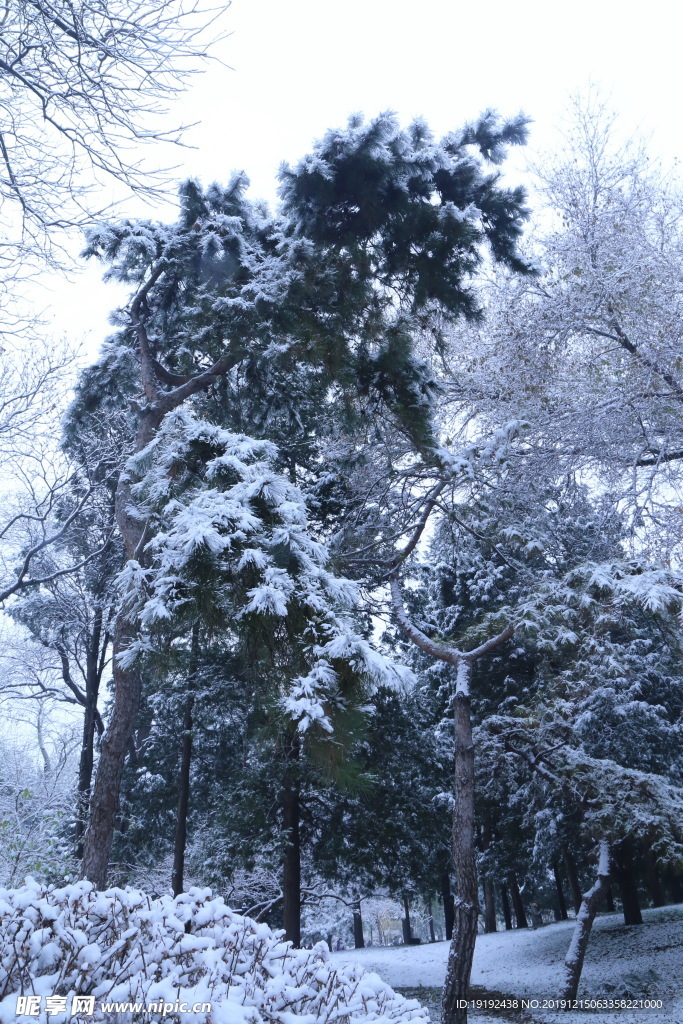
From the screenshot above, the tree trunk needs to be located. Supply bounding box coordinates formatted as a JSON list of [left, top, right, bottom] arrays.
[[65, 603, 108, 860], [75, 690, 99, 858], [604, 884, 615, 912], [553, 861, 568, 921], [441, 871, 455, 940], [500, 885, 513, 930], [80, 613, 143, 887], [644, 848, 664, 908], [563, 849, 583, 914], [171, 624, 199, 898], [612, 841, 642, 925], [508, 872, 528, 928], [483, 877, 497, 933], [561, 841, 611, 1001], [427, 898, 436, 942], [353, 900, 365, 948], [442, 668, 478, 1024], [666, 866, 683, 903], [402, 893, 412, 943], [81, 412, 158, 887], [282, 736, 301, 947]]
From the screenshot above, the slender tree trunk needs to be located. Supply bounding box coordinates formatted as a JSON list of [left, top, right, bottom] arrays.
[[481, 827, 496, 933], [500, 885, 513, 930], [553, 861, 569, 921], [282, 736, 301, 947], [353, 900, 365, 948], [75, 608, 105, 857], [483, 877, 497, 933], [612, 841, 642, 925], [402, 893, 412, 943], [561, 841, 611, 1001], [666, 866, 683, 903], [563, 849, 583, 914], [441, 871, 455, 940], [171, 624, 200, 897], [442, 665, 478, 1024], [60, 604, 108, 860], [508, 872, 528, 928], [604, 885, 615, 912], [427, 898, 436, 942], [644, 848, 664, 908], [76, 693, 99, 858]]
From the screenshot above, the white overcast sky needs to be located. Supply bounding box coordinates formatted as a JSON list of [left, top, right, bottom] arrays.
[[45, 0, 683, 354]]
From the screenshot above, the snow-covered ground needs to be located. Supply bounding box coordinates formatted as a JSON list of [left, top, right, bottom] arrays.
[[331, 904, 683, 1024]]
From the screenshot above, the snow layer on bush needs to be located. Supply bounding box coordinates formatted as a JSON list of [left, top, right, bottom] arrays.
[[0, 880, 427, 1024]]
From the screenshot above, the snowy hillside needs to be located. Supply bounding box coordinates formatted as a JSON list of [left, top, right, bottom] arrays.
[[332, 905, 683, 1024]]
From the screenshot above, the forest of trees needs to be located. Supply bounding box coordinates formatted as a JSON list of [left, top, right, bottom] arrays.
[[1, 6, 682, 1023]]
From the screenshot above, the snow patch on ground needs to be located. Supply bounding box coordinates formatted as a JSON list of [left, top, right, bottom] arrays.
[[331, 904, 683, 1024]]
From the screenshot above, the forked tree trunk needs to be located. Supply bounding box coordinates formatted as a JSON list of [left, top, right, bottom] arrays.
[[389, 579, 512, 1024], [561, 841, 611, 1001], [282, 736, 301, 947], [442, 666, 478, 1024]]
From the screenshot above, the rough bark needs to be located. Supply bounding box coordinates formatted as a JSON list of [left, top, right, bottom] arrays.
[[553, 861, 569, 921], [612, 840, 643, 925], [560, 841, 611, 1002], [441, 871, 455, 940], [442, 676, 479, 1024], [508, 872, 528, 928], [282, 736, 301, 947], [500, 885, 513, 930], [171, 624, 199, 897], [563, 849, 583, 914]]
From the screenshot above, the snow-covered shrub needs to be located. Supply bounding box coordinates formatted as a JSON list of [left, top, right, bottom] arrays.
[[0, 880, 427, 1024]]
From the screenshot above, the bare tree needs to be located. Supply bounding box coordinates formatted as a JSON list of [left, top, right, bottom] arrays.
[[0, 0, 228, 340]]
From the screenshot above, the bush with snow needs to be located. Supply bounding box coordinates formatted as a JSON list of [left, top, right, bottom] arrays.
[[0, 880, 428, 1024]]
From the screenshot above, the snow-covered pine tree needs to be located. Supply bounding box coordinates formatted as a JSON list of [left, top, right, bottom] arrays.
[[75, 110, 533, 889]]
